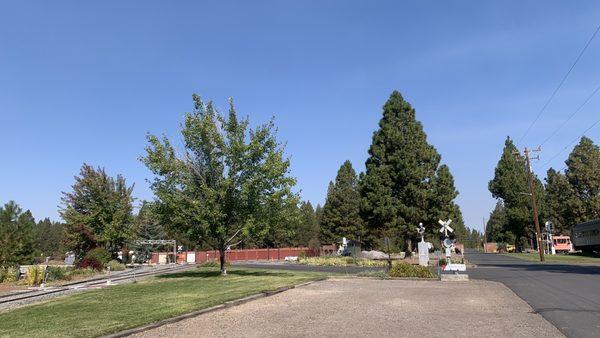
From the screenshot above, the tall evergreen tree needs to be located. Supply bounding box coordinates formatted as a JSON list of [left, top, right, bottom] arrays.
[[488, 137, 544, 246], [564, 136, 600, 223], [544, 168, 575, 235], [60, 164, 135, 258], [485, 201, 512, 243], [321, 161, 364, 244], [0, 201, 35, 265], [141, 95, 297, 275], [33, 218, 66, 259], [430, 164, 467, 242], [296, 201, 320, 247], [360, 91, 462, 251]]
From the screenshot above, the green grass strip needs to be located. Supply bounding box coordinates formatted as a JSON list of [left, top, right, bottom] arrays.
[[0, 267, 326, 338]]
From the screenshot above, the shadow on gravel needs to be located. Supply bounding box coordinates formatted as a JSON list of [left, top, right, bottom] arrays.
[[156, 269, 292, 279]]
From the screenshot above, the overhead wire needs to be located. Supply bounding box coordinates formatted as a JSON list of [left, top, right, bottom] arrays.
[[517, 23, 600, 145]]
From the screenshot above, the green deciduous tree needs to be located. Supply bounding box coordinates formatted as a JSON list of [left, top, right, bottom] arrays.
[[321, 161, 364, 244], [360, 91, 464, 251], [60, 164, 135, 259], [0, 201, 35, 265], [141, 95, 297, 275]]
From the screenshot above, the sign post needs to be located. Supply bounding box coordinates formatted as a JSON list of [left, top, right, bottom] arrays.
[[417, 223, 429, 267]]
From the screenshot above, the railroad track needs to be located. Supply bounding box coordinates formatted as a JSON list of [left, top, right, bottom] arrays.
[[0, 264, 195, 306]]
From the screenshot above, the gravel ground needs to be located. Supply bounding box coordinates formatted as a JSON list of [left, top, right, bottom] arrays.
[[131, 278, 563, 338]]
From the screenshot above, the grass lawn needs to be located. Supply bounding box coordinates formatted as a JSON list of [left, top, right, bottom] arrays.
[[0, 267, 327, 338], [503, 252, 600, 264]]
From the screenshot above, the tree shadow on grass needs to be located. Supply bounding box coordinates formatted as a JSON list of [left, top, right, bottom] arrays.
[[156, 268, 293, 279]]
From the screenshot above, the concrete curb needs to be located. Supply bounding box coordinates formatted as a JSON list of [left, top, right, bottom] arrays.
[[101, 278, 328, 338]]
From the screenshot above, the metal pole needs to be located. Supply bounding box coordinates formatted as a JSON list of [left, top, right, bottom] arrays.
[[524, 148, 545, 262]]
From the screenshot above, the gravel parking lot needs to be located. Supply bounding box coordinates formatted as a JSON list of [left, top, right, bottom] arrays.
[[133, 278, 563, 338]]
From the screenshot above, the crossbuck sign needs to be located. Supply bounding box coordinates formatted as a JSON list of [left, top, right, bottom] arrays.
[[438, 219, 453, 237]]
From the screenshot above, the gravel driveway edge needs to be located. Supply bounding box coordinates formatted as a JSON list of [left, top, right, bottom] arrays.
[[101, 277, 328, 338]]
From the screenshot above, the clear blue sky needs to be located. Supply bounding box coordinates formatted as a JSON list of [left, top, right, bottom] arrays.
[[2, 1, 600, 231]]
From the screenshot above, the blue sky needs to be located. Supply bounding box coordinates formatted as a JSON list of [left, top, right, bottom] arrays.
[[2, 1, 600, 231]]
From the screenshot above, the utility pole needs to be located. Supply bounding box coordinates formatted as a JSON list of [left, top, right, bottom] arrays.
[[523, 147, 545, 263]]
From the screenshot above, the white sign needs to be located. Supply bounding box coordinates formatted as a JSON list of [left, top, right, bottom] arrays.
[[444, 263, 466, 272], [438, 219, 454, 237]]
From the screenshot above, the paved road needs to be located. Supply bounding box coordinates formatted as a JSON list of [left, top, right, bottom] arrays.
[[133, 278, 561, 337], [466, 251, 600, 338]]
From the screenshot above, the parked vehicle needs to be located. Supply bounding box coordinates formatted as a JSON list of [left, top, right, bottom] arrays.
[[572, 219, 600, 254], [552, 236, 573, 253]]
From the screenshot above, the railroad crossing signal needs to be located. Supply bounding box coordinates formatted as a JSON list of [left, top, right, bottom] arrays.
[[438, 219, 453, 237]]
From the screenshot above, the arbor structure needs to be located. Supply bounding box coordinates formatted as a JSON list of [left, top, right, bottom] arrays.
[[60, 164, 134, 259], [321, 161, 364, 244], [0, 201, 35, 265], [360, 91, 464, 251], [142, 95, 297, 275]]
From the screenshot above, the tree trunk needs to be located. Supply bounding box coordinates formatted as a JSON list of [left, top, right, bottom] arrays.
[[219, 247, 227, 276], [406, 238, 412, 256]]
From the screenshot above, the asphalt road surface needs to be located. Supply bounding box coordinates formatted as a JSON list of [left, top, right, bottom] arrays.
[[466, 251, 600, 338]]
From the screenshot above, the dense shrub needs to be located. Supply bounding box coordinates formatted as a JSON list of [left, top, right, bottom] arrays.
[[389, 263, 436, 278], [298, 256, 385, 267], [84, 248, 112, 265], [76, 257, 104, 271], [46, 266, 72, 282], [70, 268, 96, 278], [26, 265, 45, 286], [106, 260, 126, 271], [0, 266, 20, 283]]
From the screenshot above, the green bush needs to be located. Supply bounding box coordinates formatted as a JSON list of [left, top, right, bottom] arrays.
[[85, 248, 112, 265], [106, 260, 126, 271], [2, 266, 19, 283], [389, 263, 436, 278], [439, 258, 447, 266], [69, 268, 96, 278], [3, 266, 19, 283], [298, 256, 386, 267], [26, 265, 45, 286], [46, 266, 72, 282]]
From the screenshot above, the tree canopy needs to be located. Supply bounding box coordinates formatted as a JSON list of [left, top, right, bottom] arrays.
[[360, 91, 464, 251], [60, 164, 135, 258], [141, 94, 297, 274], [321, 160, 364, 244]]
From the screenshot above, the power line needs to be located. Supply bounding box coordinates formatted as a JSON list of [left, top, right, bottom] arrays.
[[539, 116, 600, 169], [539, 82, 600, 147], [518, 23, 600, 144]]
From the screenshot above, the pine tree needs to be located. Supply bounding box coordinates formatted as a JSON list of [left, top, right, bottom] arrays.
[[488, 137, 544, 246], [296, 201, 320, 247], [321, 161, 364, 244], [430, 164, 467, 242], [0, 201, 35, 265], [360, 91, 460, 251], [485, 201, 511, 243], [33, 218, 66, 258], [544, 168, 575, 235], [565, 136, 600, 223]]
